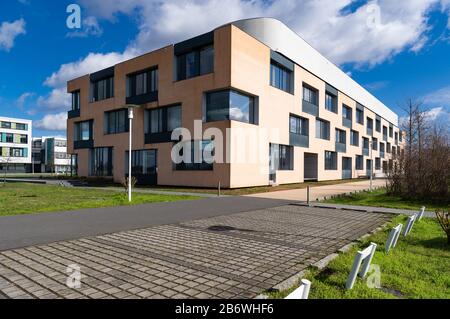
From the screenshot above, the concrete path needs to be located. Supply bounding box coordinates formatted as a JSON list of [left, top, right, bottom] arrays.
[[247, 179, 387, 201], [0, 205, 391, 299], [0, 196, 290, 252], [303, 202, 436, 218]]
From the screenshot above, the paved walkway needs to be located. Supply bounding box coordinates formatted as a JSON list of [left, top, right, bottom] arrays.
[[247, 179, 387, 201], [0, 205, 391, 299], [0, 197, 290, 251], [304, 203, 436, 218]]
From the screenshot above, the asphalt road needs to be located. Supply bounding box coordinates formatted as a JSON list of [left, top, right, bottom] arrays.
[[0, 196, 291, 251]]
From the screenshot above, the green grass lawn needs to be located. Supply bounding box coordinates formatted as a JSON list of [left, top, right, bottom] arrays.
[[323, 188, 449, 211], [0, 183, 200, 216], [139, 179, 359, 196], [269, 215, 450, 299]]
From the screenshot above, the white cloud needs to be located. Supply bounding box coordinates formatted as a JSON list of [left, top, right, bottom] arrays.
[[66, 16, 103, 38], [38, 0, 450, 114], [423, 85, 450, 106], [78, 0, 450, 66], [34, 112, 68, 131], [0, 18, 26, 51], [16, 92, 34, 109], [364, 81, 390, 91], [38, 52, 133, 111]]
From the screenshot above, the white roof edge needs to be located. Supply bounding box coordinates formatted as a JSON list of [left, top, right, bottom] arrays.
[[230, 18, 399, 126], [0, 116, 33, 124]]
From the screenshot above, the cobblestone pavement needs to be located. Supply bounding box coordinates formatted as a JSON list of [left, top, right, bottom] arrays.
[[0, 205, 391, 299]]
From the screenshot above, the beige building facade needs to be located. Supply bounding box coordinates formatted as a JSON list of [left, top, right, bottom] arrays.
[[67, 18, 403, 189]]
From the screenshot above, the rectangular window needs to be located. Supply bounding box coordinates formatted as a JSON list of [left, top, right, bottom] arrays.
[[356, 108, 364, 124], [399, 130, 403, 142], [356, 155, 364, 170], [389, 125, 393, 138], [373, 137, 378, 151], [303, 85, 318, 105], [90, 76, 114, 102], [72, 91, 80, 111], [176, 45, 214, 81], [383, 126, 388, 140], [125, 150, 157, 175], [9, 147, 27, 158], [380, 142, 385, 153], [148, 105, 182, 134], [343, 105, 352, 120], [363, 137, 370, 150], [175, 140, 214, 171], [20, 134, 28, 144], [205, 90, 257, 124], [315, 118, 330, 140], [126, 68, 158, 98], [387, 142, 391, 153], [335, 129, 346, 144], [325, 92, 337, 113], [5, 133, 13, 143], [375, 158, 381, 170], [270, 61, 292, 93], [376, 119, 381, 132], [270, 143, 294, 171], [74, 120, 93, 141], [1, 121, 11, 129], [105, 109, 129, 135], [15, 123, 28, 130], [350, 130, 359, 146], [90, 147, 113, 176], [395, 132, 399, 144], [289, 115, 308, 136], [367, 117, 373, 135], [325, 151, 337, 170]]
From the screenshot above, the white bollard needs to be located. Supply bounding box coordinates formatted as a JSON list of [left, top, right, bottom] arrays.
[[346, 243, 377, 290], [285, 279, 311, 299], [417, 206, 425, 221], [403, 214, 417, 237], [385, 224, 403, 254], [391, 224, 403, 248]]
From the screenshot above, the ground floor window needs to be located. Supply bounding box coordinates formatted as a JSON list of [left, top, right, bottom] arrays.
[[175, 140, 214, 171], [270, 143, 294, 171], [355, 155, 364, 170], [89, 147, 113, 176], [125, 149, 157, 175], [375, 157, 381, 170], [325, 151, 337, 170]]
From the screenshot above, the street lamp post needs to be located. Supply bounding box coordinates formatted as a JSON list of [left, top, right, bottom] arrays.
[[126, 104, 140, 202], [370, 138, 373, 192]]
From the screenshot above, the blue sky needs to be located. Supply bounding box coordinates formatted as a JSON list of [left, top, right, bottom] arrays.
[[0, 0, 449, 137]]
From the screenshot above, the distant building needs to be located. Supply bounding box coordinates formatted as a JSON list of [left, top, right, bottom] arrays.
[[31, 137, 71, 174], [0, 116, 32, 173]]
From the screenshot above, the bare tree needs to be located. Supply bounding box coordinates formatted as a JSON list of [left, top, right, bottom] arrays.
[[387, 99, 450, 202], [0, 155, 12, 186]]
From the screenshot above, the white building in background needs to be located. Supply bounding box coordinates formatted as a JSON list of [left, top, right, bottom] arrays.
[[32, 137, 71, 174], [0, 116, 32, 173]]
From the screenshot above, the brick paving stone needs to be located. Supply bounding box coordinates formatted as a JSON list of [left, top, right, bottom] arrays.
[[0, 205, 391, 299]]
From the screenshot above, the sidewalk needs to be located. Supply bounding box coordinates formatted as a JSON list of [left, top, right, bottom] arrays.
[[294, 202, 436, 218], [247, 179, 387, 201]]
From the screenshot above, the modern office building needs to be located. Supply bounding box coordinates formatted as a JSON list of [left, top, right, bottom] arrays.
[[31, 137, 72, 174], [0, 116, 32, 173], [67, 18, 403, 188]]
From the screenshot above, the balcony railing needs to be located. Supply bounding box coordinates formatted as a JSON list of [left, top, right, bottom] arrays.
[[68, 109, 80, 119], [362, 147, 369, 156], [290, 133, 309, 148], [336, 142, 347, 153], [342, 117, 352, 129], [74, 139, 94, 150], [302, 100, 319, 117]]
